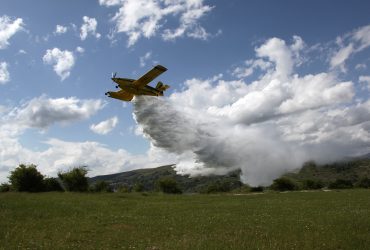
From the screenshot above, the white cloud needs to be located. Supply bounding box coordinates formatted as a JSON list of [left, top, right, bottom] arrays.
[[330, 24, 370, 71], [359, 75, 370, 90], [54, 25, 68, 35], [0, 136, 173, 182], [139, 51, 152, 67], [232, 59, 272, 78], [90, 116, 118, 135], [43, 48, 75, 81], [355, 63, 367, 70], [100, 0, 214, 47], [9, 95, 105, 129], [330, 44, 354, 71], [99, 0, 122, 6], [76, 46, 85, 53], [80, 16, 101, 40], [132, 32, 370, 186], [0, 15, 24, 49], [0, 62, 10, 84], [18, 49, 27, 54]]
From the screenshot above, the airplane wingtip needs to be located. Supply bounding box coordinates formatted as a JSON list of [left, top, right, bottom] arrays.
[[155, 65, 167, 72]]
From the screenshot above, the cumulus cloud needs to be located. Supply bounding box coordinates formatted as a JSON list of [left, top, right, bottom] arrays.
[[132, 31, 370, 186], [90, 116, 118, 134], [0, 61, 10, 84], [10, 95, 105, 129], [100, 0, 214, 47], [80, 16, 101, 40], [54, 25, 68, 35], [0, 15, 24, 49], [43, 48, 75, 80]]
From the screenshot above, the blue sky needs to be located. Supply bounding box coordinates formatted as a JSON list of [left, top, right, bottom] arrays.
[[1, 0, 370, 184]]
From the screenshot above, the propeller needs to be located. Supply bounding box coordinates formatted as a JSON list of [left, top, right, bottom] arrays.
[[111, 72, 117, 78]]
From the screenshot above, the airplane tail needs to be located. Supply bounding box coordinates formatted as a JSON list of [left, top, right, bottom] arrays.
[[156, 81, 170, 92]]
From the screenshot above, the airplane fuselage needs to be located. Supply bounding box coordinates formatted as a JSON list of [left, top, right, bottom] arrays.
[[112, 77, 163, 96]]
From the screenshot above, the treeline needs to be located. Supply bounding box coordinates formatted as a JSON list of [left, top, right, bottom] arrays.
[[0, 164, 109, 193], [0, 164, 184, 194], [2, 161, 370, 194]]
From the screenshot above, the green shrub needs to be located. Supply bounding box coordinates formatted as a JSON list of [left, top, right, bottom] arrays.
[[356, 177, 370, 188], [133, 182, 144, 192], [91, 181, 113, 192], [9, 164, 44, 192], [270, 177, 299, 191], [0, 183, 11, 192], [302, 179, 324, 190], [250, 186, 264, 192], [43, 177, 63, 192], [328, 179, 353, 189], [156, 177, 182, 194], [58, 167, 89, 192], [205, 179, 241, 193], [117, 184, 131, 193]]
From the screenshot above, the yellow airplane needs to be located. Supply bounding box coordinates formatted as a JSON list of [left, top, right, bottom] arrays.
[[105, 65, 170, 102]]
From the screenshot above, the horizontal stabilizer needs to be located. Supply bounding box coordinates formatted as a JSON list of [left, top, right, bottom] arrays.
[[156, 81, 170, 91]]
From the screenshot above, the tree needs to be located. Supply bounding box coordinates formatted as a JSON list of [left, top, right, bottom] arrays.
[[357, 177, 370, 188], [8, 164, 44, 192], [156, 177, 182, 194], [205, 180, 235, 193], [58, 167, 89, 192], [133, 182, 144, 192], [328, 179, 353, 189], [302, 179, 324, 190], [43, 177, 63, 192], [270, 177, 299, 191], [0, 183, 11, 192], [91, 180, 113, 192]]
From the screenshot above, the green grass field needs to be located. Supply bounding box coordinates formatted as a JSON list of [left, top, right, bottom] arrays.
[[1, 190, 370, 249]]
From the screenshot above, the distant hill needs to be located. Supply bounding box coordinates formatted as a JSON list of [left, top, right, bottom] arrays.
[[89, 165, 242, 193], [284, 158, 370, 184], [90, 156, 370, 192]]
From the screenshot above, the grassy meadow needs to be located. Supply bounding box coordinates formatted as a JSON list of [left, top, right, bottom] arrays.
[[1, 190, 370, 249]]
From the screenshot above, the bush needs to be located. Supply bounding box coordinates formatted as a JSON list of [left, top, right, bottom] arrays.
[[91, 181, 113, 192], [9, 164, 45, 192], [58, 167, 89, 192], [205, 179, 242, 194], [328, 179, 353, 189], [0, 183, 11, 192], [43, 177, 63, 192], [133, 182, 144, 192], [270, 177, 299, 191], [117, 184, 131, 193], [156, 177, 182, 194], [357, 177, 370, 188], [250, 186, 264, 192], [302, 179, 324, 190]]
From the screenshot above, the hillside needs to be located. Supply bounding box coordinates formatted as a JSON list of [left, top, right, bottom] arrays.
[[90, 157, 370, 192], [89, 165, 242, 193], [285, 158, 370, 184]]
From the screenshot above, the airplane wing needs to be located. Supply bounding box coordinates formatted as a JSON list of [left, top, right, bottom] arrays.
[[133, 65, 167, 88], [108, 90, 134, 101]]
